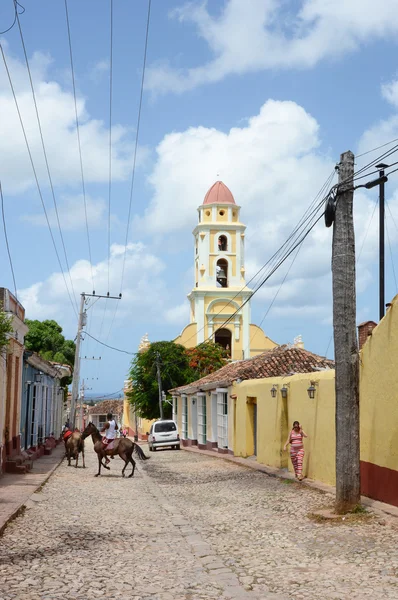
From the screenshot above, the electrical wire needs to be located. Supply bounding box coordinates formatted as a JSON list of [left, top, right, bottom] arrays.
[[106, 0, 152, 338], [0, 0, 24, 34], [246, 242, 303, 356], [356, 137, 398, 159], [0, 43, 78, 319], [0, 181, 17, 300], [182, 170, 337, 349], [120, 0, 151, 294], [15, 8, 78, 313], [64, 0, 95, 293], [84, 331, 136, 355], [107, 0, 113, 294]]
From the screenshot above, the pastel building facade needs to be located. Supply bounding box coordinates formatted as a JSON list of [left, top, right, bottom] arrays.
[[174, 182, 276, 360]]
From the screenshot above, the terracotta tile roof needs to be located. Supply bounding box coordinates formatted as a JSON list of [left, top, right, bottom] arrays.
[[87, 399, 124, 417], [170, 345, 334, 395]]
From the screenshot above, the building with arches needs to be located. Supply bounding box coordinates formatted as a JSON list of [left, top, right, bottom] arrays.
[[174, 181, 276, 360]]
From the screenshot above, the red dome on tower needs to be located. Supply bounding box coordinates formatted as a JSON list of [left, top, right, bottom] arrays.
[[203, 181, 236, 205]]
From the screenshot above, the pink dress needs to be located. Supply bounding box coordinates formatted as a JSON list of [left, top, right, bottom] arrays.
[[289, 430, 304, 476]]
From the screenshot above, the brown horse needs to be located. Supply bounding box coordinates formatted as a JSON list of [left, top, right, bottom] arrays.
[[82, 422, 149, 477], [66, 431, 85, 468]]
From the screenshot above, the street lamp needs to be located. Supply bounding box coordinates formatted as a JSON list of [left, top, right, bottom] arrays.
[[307, 383, 316, 399], [281, 385, 288, 399], [270, 385, 277, 398]]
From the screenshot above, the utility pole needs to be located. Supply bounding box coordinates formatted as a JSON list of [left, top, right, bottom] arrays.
[[70, 293, 85, 428], [155, 352, 164, 420], [377, 163, 389, 320], [332, 151, 360, 513], [70, 291, 121, 428]]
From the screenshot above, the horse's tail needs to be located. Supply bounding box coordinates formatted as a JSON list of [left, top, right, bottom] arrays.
[[134, 443, 149, 460]]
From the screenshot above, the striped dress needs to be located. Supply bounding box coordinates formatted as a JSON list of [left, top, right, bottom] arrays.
[[289, 430, 304, 477]]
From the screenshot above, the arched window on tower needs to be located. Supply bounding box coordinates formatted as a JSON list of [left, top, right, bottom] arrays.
[[215, 328, 232, 357], [218, 235, 228, 251], [216, 259, 228, 288]]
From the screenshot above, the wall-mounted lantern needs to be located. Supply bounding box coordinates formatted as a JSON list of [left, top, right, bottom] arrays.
[[307, 382, 317, 399], [281, 385, 288, 399], [270, 385, 278, 398], [34, 373, 42, 384]]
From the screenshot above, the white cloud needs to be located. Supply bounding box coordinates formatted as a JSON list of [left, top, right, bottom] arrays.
[[164, 303, 190, 325], [89, 59, 110, 83], [133, 98, 398, 325], [0, 47, 139, 194], [18, 242, 167, 328], [22, 193, 107, 230], [381, 79, 398, 108], [146, 0, 398, 94]]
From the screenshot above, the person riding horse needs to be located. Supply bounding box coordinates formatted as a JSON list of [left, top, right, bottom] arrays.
[[100, 412, 118, 464]]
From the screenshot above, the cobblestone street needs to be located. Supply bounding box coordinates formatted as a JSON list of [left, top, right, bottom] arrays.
[[0, 443, 397, 600]]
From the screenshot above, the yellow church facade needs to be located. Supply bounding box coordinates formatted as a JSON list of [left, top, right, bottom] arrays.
[[175, 181, 276, 360]]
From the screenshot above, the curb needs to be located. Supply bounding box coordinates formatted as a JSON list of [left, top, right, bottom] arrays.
[[0, 451, 65, 538], [181, 445, 398, 521]]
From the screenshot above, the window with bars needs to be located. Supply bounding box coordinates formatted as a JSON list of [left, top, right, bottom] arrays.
[[182, 396, 188, 439], [197, 396, 207, 445]]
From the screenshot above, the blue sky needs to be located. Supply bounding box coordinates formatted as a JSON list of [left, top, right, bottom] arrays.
[[1, 0, 398, 393]]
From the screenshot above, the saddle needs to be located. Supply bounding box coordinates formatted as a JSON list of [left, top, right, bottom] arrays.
[[63, 430, 73, 442]]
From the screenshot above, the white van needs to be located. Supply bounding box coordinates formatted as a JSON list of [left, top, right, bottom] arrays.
[[147, 420, 180, 451]]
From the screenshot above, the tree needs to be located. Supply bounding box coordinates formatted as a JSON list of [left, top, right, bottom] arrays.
[[0, 305, 13, 353], [24, 319, 76, 387], [127, 341, 192, 420], [185, 342, 228, 379]]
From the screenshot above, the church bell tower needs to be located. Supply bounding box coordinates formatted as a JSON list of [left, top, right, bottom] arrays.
[[174, 181, 275, 360]]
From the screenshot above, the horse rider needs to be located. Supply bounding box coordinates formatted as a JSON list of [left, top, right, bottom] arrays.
[[100, 412, 118, 464]]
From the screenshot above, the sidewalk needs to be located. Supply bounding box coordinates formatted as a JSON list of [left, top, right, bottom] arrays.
[[183, 445, 398, 520], [0, 443, 65, 535]]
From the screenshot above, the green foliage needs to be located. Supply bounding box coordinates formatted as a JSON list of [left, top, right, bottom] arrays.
[[25, 319, 76, 386], [0, 305, 13, 352], [185, 341, 228, 379], [127, 341, 193, 420], [127, 340, 229, 420]]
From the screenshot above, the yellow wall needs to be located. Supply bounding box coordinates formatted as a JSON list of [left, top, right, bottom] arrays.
[[360, 297, 398, 472], [123, 397, 155, 438], [234, 371, 336, 484], [249, 325, 278, 356], [174, 323, 198, 348]]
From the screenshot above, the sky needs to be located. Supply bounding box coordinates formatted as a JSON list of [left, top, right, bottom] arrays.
[[1, 0, 398, 394]]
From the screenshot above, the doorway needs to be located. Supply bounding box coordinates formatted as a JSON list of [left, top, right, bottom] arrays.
[[215, 328, 232, 357]]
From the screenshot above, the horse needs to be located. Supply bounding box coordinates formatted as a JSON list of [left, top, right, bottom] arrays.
[[81, 422, 149, 477], [65, 430, 85, 468]]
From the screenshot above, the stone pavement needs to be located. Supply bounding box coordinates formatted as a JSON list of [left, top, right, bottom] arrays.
[[0, 444, 65, 535], [0, 442, 397, 600]]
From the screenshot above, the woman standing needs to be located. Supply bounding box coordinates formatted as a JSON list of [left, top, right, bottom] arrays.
[[283, 421, 308, 480]]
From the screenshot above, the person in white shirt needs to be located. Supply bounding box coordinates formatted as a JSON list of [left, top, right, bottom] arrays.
[[100, 412, 118, 465]]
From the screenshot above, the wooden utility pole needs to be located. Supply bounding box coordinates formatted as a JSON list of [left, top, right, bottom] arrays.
[[332, 150, 360, 513], [155, 352, 164, 420]]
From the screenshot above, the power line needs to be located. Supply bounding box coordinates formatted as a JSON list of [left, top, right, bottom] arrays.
[[108, 0, 152, 337], [0, 0, 24, 34], [15, 8, 78, 312], [120, 0, 152, 294], [84, 331, 136, 355], [0, 43, 78, 319], [246, 242, 303, 356], [356, 137, 398, 159], [182, 169, 336, 349], [0, 181, 17, 299], [64, 0, 95, 293], [107, 0, 114, 294]]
